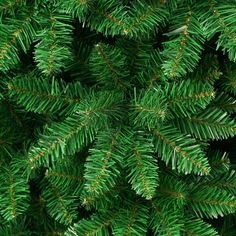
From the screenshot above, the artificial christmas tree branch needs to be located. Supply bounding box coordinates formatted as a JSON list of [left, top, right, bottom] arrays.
[[0, 0, 236, 235]]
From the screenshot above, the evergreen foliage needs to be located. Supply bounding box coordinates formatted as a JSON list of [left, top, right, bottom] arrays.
[[0, 0, 236, 235]]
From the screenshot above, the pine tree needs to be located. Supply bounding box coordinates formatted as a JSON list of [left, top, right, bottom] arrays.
[[0, 0, 236, 235]]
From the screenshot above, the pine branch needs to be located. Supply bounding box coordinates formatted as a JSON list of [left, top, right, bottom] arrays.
[[155, 174, 187, 208], [65, 208, 120, 236], [83, 128, 124, 197], [111, 200, 149, 236], [81, 182, 123, 211], [206, 170, 236, 196], [220, 64, 236, 96], [34, 9, 73, 75], [0, 165, 30, 221], [166, 79, 215, 117], [87, 0, 129, 36], [188, 186, 236, 218], [7, 73, 85, 115], [150, 199, 183, 236], [132, 87, 168, 129], [0, 7, 36, 72], [174, 108, 236, 140], [153, 124, 210, 175], [40, 177, 78, 225], [208, 149, 230, 174], [211, 92, 236, 114], [200, 1, 236, 62], [182, 216, 219, 236], [89, 43, 129, 89], [0, 0, 25, 12], [61, 0, 93, 20], [123, 0, 170, 38], [136, 50, 167, 90], [125, 130, 159, 200], [162, 6, 204, 78], [27, 91, 123, 169], [116, 38, 153, 78], [45, 157, 85, 195]]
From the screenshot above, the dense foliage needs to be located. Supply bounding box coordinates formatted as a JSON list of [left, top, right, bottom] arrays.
[[0, 0, 236, 235]]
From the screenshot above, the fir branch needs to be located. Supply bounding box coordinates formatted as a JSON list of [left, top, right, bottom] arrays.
[[0, 165, 30, 221], [0, 7, 36, 71], [123, 0, 169, 38], [0, 0, 25, 12], [7, 74, 85, 115], [162, 6, 204, 78], [182, 216, 219, 236], [41, 178, 78, 225], [220, 64, 236, 95], [188, 186, 236, 218], [155, 175, 188, 208], [61, 0, 93, 20], [211, 92, 236, 114], [153, 125, 210, 175], [125, 131, 159, 200], [136, 50, 167, 90], [66, 208, 120, 236], [83, 128, 124, 196], [166, 80, 215, 117], [200, 1, 236, 61], [111, 201, 149, 236], [174, 108, 236, 140], [89, 43, 129, 89], [87, 0, 128, 36], [81, 183, 122, 210], [132, 87, 168, 129], [150, 200, 183, 236], [27, 91, 123, 169], [34, 11, 73, 75], [46, 169, 85, 183], [208, 150, 230, 174], [27, 116, 92, 169]]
